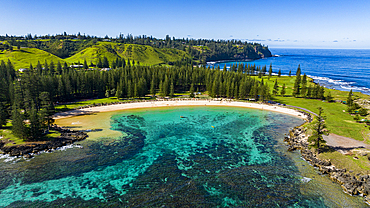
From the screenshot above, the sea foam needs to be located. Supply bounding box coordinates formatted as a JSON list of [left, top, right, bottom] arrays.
[[308, 75, 370, 93]]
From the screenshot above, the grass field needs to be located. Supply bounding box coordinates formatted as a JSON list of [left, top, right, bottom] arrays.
[[65, 42, 121, 64], [54, 93, 214, 113], [0, 47, 65, 69], [54, 97, 157, 112], [319, 151, 370, 175], [0, 42, 190, 69], [0, 122, 26, 146], [260, 76, 370, 174], [115, 43, 190, 65], [261, 75, 367, 101], [258, 75, 370, 141], [0, 121, 61, 147], [276, 96, 369, 141]]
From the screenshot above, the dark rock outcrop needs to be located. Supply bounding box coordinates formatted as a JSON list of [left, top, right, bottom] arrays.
[[0, 126, 88, 157], [286, 127, 370, 203]]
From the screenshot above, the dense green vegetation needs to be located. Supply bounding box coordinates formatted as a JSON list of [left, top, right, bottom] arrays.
[[0, 33, 271, 69]]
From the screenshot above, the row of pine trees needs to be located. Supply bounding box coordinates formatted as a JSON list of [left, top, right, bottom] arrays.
[[24, 56, 138, 76], [291, 65, 329, 100]]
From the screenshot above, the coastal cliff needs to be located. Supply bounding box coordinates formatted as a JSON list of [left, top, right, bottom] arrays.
[[205, 44, 272, 62]]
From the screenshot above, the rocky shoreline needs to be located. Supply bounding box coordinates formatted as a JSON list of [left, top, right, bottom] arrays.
[[0, 126, 88, 158], [285, 126, 370, 205]]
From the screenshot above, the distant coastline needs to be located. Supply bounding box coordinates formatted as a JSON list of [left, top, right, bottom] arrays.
[[207, 59, 254, 65], [206, 55, 279, 65]]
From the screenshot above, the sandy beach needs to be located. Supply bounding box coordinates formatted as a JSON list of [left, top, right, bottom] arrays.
[[54, 100, 309, 120]]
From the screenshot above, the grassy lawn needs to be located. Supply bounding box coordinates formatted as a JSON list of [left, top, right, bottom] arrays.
[[34, 39, 51, 42], [54, 97, 157, 112], [273, 97, 369, 141], [0, 121, 61, 147], [258, 75, 370, 174], [319, 150, 370, 174], [0, 122, 26, 146], [173, 91, 209, 98], [193, 45, 210, 52], [260, 75, 369, 101], [257, 75, 370, 141], [41, 130, 61, 141], [55, 97, 126, 111], [54, 93, 213, 112]]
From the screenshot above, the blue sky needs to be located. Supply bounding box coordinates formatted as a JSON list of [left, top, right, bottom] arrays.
[[1, 0, 369, 49]]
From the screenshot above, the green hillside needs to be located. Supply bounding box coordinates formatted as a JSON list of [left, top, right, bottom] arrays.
[[117, 43, 189, 65], [0, 47, 65, 69], [66, 42, 190, 66], [65, 42, 121, 64], [0, 42, 190, 69], [0, 35, 272, 69]]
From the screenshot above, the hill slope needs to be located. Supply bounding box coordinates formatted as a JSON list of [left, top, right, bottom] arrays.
[[0, 39, 271, 69], [117, 43, 189, 65], [65, 42, 121, 64], [0, 43, 189, 69], [0, 47, 65, 69], [66, 42, 190, 66]]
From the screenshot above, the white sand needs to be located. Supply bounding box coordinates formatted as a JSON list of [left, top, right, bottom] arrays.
[[54, 100, 309, 120]]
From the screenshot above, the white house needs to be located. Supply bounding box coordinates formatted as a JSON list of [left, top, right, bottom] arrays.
[[70, 65, 84, 68]]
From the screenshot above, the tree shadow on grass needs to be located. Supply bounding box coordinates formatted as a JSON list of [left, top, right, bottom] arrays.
[[319, 144, 366, 154], [319, 145, 336, 153], [19, 49, 31, 53]]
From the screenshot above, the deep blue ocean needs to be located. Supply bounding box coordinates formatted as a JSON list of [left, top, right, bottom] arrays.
[[209, 48, 370, 94]]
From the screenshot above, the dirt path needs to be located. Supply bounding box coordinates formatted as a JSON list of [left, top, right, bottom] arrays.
[[286, 105, 318, 117], [323, 133, 370, 154]]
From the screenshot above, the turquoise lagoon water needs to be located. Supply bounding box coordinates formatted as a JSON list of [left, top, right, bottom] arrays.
[[0, 106, 367, 207]]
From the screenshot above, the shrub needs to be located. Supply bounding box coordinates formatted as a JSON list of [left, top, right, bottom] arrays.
[[354, 114, 360, 121], [359, 108, 368, 116]]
